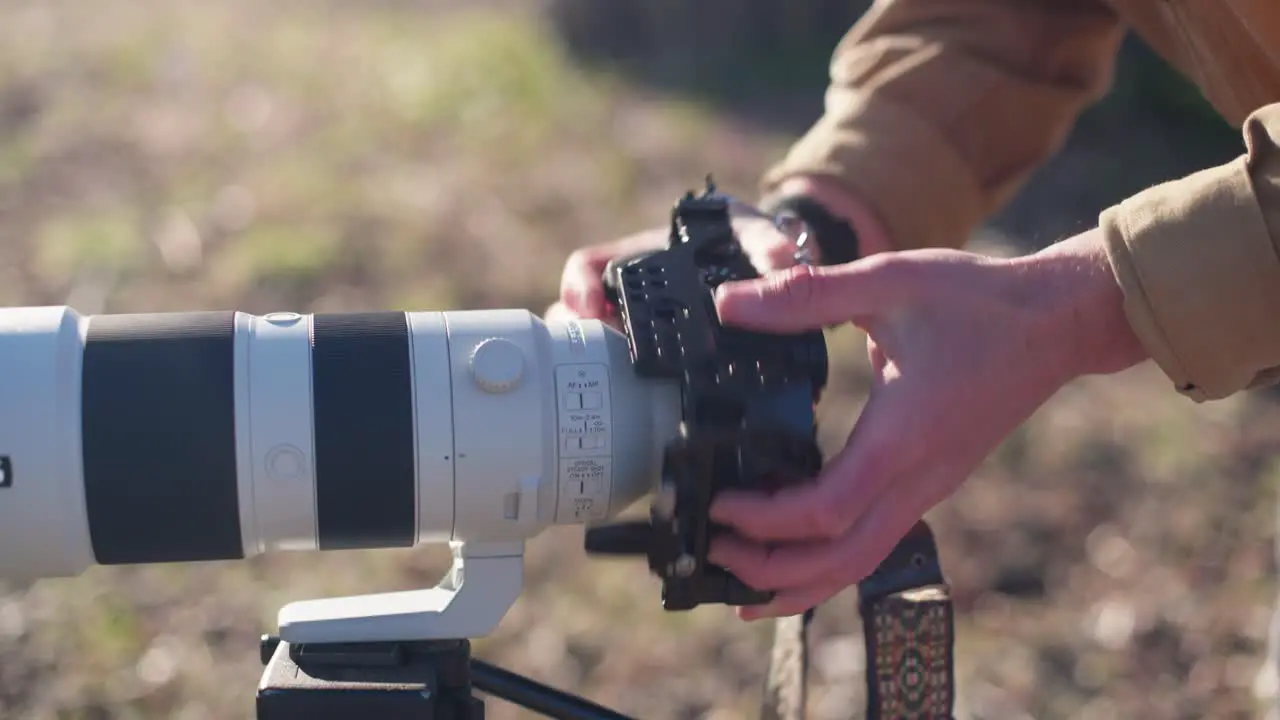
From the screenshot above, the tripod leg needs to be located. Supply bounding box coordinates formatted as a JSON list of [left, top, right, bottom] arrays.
[[470, 659, 636, 720]]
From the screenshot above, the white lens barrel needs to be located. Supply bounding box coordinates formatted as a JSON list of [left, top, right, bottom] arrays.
[[0, 306, 680, 583]]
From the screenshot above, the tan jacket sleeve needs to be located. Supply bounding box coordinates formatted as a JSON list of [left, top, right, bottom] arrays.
[[761, 0, 1126, 251], [1101, 104, 1280, 401]]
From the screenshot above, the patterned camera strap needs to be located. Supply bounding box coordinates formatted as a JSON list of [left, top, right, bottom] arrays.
[[760, 520, 955, 720]]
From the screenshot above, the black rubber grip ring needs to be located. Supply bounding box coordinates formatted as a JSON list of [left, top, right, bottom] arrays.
[[82, 312, 243, 564], [311, 312, 416, 550]]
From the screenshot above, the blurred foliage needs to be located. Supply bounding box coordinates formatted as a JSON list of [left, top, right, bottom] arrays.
[[546, 0, 868, 117], [1111, 37, 1233, 134]]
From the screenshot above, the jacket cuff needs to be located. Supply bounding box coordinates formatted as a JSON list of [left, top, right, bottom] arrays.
[[1100, 157, 1280, 401], [760, 89, 985, 253]]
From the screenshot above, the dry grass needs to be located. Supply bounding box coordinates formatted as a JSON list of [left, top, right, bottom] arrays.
[[0, 1, 1276, 718]]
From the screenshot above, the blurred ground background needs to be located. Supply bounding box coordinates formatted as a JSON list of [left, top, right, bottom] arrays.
[[0, 0, 1275, 718]]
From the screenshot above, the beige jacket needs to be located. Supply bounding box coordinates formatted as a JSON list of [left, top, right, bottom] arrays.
[[762, 0, 1280, 402]]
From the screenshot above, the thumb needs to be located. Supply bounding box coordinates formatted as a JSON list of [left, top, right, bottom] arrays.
[[713, 260, 905, 332]]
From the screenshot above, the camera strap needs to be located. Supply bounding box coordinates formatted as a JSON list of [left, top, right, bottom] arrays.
[[761, 520, 955, 719]]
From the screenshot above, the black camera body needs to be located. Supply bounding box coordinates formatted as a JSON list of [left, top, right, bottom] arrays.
[[583, 178, 828, 611]]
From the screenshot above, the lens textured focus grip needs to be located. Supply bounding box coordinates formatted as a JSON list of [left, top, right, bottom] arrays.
[[311, 312, 416, 550], [82, 311, 242, 565]]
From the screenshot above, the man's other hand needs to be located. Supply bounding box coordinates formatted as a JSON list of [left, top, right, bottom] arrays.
[[542, 218, 804, 328], [543, 176, 891, 327], [705, 229, 1150, 620]]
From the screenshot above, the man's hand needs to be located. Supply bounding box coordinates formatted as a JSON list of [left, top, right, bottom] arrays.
[[705, 228, 1150, 620]]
